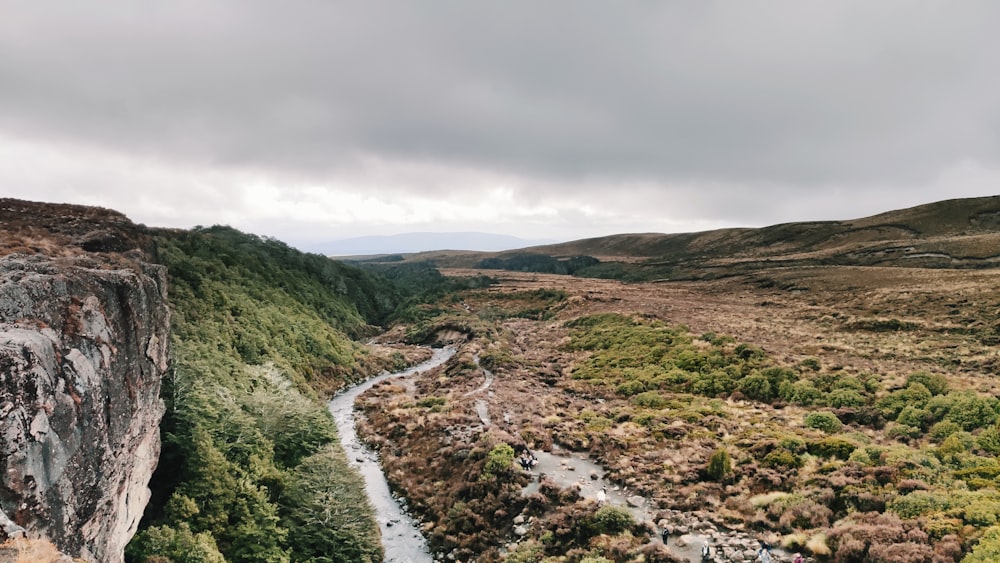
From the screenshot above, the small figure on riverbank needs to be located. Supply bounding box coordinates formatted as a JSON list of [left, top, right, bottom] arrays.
[[517, 450, 537, 471], [660, 527, 669, 545], [758, 546, 773, 563], [793, 553, 803, 563], [700, 542, 712, 561], [596, 487, 607, 506]]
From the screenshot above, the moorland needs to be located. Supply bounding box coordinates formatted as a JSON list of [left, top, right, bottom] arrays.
[[350, 196, 1000, 562], [5, 196, 1000, 563]]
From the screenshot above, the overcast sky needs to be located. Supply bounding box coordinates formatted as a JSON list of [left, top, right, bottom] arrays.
[[1, 2, 998, 251]]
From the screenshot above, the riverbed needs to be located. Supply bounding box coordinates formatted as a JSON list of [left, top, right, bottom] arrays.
[[328, 347, 455, 563]]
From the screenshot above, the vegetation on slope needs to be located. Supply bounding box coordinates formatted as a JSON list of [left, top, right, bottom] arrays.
[[552, 313, 1000, 560], [350, 263, 1000, 561], [418, 196, 1000, 282], [128, 226, 416, 563]]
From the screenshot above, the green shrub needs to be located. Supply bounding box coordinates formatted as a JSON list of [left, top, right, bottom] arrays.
[[416, 396, 447, 408], [804, 412, 842, 433], [943, 392, 999, 431], [504, 540, 546, 563], [827, 388, 866, 408], [762, 449, 803, 469], [937, 432, 975, 461], [737, 374, 773, 402], [807, 437, 857, 459], [617, 379, 648, 396], [779, 436, 807, 454], [896, 406, 931, 431], [978, 426, 1000, 455], [889, 490, 953, 519], [800, 358, 821, 371], [588, 505, 635, 536], [906, 371, 949, 396], [482, 443, 515, 480], [281, 445, 383, 562], [706, 448, 732, 481], [877, 384, 931, 420], [965, 500, 1000, 527], [127, 523, 226, 563], [779, 379, 822, 406], [887, 424, 923, 442], [928, 420, 961, 443], [632, 391, 668, 408], [964, 525, 1000, 562]]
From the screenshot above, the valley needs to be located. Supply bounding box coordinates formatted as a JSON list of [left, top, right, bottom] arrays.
[[5, 196, 1000, 562], [355, 263, 1000, 562]]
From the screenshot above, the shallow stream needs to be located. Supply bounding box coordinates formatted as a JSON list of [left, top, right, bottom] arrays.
[[522, 446, 794, 562], [328, 347, 455, 563]]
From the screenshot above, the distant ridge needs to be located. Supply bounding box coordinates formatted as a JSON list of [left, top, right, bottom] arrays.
[[311, 232, 558, 256], [382, 196, 1000, 280]]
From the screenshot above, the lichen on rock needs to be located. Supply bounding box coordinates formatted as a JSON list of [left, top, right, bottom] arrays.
[[0, 200, 170, 563]]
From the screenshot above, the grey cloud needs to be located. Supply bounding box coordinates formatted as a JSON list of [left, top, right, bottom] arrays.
[[1, 1, 998, 204]]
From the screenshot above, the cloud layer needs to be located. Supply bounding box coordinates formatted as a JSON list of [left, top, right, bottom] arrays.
[[1, 2, 998, 246]]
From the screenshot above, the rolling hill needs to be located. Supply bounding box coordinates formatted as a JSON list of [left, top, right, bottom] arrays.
[[376, 196, 1000, 280]]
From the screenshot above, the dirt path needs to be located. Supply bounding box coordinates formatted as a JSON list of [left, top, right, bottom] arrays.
[[465, 354, 496, 426]]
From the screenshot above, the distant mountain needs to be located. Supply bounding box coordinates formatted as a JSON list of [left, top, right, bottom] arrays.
[[311, 232, 558, 257], [393, 196, 1000, 281]]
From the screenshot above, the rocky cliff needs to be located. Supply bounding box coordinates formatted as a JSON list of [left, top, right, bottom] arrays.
[[0, 199, 170, 562]]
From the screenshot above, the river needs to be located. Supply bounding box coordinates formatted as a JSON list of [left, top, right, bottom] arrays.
[[328, 347, 455, 563], [330, 346, 792, 563]]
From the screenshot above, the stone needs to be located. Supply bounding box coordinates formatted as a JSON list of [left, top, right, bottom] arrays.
[[514, 525, 529, 536], [513, 515, 525, 525], [0, 201, 170, 563]]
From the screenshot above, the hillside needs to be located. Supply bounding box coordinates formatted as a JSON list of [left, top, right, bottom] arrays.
[[128, 225, 431, 562], [8, 195, 1000, 562], [358, 263, 1000, 562], [343, 196, 1000, 561], [384, 196, 1000, 280], [0, 200, 435, 562]]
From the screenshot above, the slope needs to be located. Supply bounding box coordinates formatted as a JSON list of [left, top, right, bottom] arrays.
[[398, 196, 1000, 280], [129, 226, 414, 563]]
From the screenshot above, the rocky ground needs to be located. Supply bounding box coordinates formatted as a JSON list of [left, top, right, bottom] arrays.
[[357, 266, 1000, 562]]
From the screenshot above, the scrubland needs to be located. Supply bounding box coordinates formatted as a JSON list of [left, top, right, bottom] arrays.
[[358, 265, 1000, 562]]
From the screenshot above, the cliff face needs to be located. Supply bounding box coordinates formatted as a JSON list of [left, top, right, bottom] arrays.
[[0, 199, 170, 562]]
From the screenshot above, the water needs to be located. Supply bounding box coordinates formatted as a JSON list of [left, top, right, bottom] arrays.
[[521, 447, 794, 562], [522, 447, 653, 522], [328, 347, 455, 563]]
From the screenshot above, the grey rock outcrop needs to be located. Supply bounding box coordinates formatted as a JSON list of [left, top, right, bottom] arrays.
[[0, 252, 170, 562]]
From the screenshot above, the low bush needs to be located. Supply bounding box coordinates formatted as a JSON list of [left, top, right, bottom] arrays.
[[807, 437, 857, 459], [482, 443, 515, 481], [804, 411, 842, 433], [977, 426, 1000, 455], [632, 391, 668, 408], [588, 505, 635, 536], [877, 384, 932, 420], [706, 448, 732, 481], [907, 372, 950, 396], [762, 449, 803, 469]]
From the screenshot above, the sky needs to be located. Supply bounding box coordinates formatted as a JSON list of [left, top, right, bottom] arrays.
[[1, 2, 998, 252]]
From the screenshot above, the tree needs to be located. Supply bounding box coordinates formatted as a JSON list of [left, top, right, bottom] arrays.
[[706, 448, 732, 481]]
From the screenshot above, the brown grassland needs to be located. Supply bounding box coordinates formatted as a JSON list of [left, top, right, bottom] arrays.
[[358, 264, 1000, 562]]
